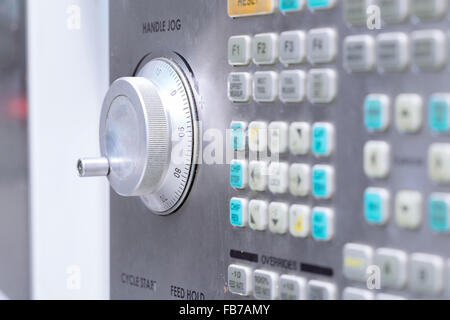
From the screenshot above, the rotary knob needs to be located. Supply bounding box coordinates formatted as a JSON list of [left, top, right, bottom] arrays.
[[78, 56, 199, 215]]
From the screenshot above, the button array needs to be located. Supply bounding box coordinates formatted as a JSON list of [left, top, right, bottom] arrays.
[[228, 264, 337, 299], [343, 243, 449, 297]]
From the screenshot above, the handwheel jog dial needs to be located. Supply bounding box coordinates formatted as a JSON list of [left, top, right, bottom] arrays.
[[78, 56, 199, 215]]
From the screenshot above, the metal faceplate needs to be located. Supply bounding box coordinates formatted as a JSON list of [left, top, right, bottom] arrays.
[[110, 0, 450, 299]]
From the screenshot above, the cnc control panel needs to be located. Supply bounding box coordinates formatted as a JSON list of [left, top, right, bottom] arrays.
[[92, 0, 450, 300]]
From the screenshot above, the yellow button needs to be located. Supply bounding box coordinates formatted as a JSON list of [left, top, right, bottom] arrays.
[[228, 0, 275, 17]]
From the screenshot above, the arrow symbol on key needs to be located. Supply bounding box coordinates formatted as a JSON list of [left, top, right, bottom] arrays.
[[272, 219, 278, 225]]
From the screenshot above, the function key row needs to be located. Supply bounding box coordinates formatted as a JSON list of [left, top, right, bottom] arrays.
[[228, 69, 337, 104], [344, 30, 448, 73], [229, 29, 337, 66]]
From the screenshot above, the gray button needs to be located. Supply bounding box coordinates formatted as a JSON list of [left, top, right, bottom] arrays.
[[342, 287, 374, 300], [306, 68, 337, 104], [377, 32, 409, 72], [253, 33, 278, 65], [307, 28, 337, 64], [279, 275, 306, 300], [279, 30, 306, 65], [228, 264, 253, 296], [228, 72, 252, 103], [228, 35, 252, 66], [253, 269, 279, 300], [343, 35, 376, 72], [379, 0, 410, 23], [279, 70, 306, 103], [343, 0, 373, 26], [307, 280, 337, 300], [412, 0, 448, 21], [411, 29, 447, 71], [375, 248, 408, 289], [253, 71, 278, 102], [409, 253, 444, 295]]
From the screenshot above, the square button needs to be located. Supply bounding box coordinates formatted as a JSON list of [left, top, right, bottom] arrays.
[[228, 35, 252, 66], [375, 248, 408, 290], [268, 162, 289, 194], [343, 243, 374, 282], [228, 264, 253, 296], [409, 253, 444, 295], [279, 275, 306, 300], [289, 204, 311, 238], [311, 207, 334, 241], [363, 141, 391, 179], [411, 0, 448, 21], [343, 0, 373, 26], [230, 198, 248, 227], [253, 270, 279, 300], [253, 71, 278, 102], [411, 30, 447, 71], [312, 165, 335, 199], [428, 94, 450, 133], [268, 121, 289, 154], [342, 287, 374, 300], [279, 70, 306, 103], [307, 28, 337, 64], [279, 31, 306, 65], [230, 160, 248, 189], [395, 94, 423, 133], [249, 161, 268, 191], [269, 202, 289, 234], [307, 69, 337, 104], [249, 200, 268, 231], [249, 121, 268, 152], [428, 193, 450, 233], [307, 280, 337, 300], [228, 72, 252, 103], [311, 122, 334, 157], [289, 122, 310, 155], [343, 34, 376, 72], [289, 163, 311, 197], [364, 94, 390, 132], [253, 33, 278, 65], [230, 121, 247, 151], [280, 0, 305, 12], [428, 143, 450, 184], [376, 32, 409, 72], [395, 190, 423, 230], [307, 0, 337, 10], [364, 188, 390, 225], [378, 0, 410, 23]]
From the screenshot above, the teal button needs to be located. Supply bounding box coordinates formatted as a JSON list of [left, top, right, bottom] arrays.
[[429, 196, 450, 232], [280, 0, 301, 11], [312, 167, 328, 198], [230, 122, 245, 151], [364, 98, 383, 131], [230, 198, 244, 227], [230, 161, 244, 188], [364, 190, 383, 224], [312, 209, 328, 240], [429, 96, 450, 132], [308, 0, 332, 9], [312, 125, 328, 156]]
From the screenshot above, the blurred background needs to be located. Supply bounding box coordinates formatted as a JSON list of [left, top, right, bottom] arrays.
[[0, 0, 110, 299]]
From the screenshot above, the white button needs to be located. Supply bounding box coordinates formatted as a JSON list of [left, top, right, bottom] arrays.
[[249, 121, 268, 152], [311, 122, 335, 157], [253, 33, 278, 65], [268, 162, 289, 194], [376, 32, 409, 72], [228, 264, 253, 296], [279, 275, 306, 300], [228, 72, 252, 103], [249, 200, 268, 231], [395, 190, 423, 230], [364, 187, 390, 225], [253, 71, 278, 102], [307, 280, 337, 300], [376, 293, 406, 300], [343, 0, 374, 26], [412, 0, 448, 21], [428, 144, 450, 184], [279, 30, 306, 65], [343, 35, 376, 72], [249, 161, 268, 191], [379, 0, 410, 23], [363, 141, 391, 179], [279, 70, 306, 103], [289, 204, 310, 238], [289, 163, 311, 197], [411, 29, 447, 71], [375, 248, 408, 290], [269, 202, 289, 234], [395, 94, 423, 133], [342, 287, 374, 300], [307, 28, 338, 64], [253, 270, 279, 300], [228, 35, 252, 66], [343, 243, 374, 282], [409, 253, 444, 295], [289, 122, 310, 155], [311, 207, 335, 241], [268, 121, 288, 154], [307, 69, 337, 104]]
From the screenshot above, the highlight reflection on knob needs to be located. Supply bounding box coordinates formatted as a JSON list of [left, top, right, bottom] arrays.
[[77, 157, 110, 177]]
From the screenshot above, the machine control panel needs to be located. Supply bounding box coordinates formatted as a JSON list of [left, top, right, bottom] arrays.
[[95, 0, 450, 300]]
